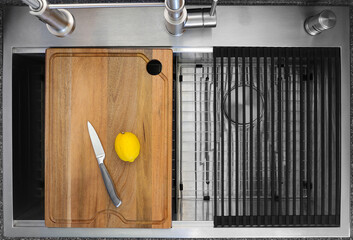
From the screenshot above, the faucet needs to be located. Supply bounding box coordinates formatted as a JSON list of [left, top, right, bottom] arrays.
[[22, 0, 336, 38], [22, 0, 218, 37], [164, 0, 218, 36], [22, 0, 75, 37]]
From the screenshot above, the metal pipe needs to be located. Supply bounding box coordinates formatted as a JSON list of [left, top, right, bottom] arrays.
[[48, 2, 164, 9], [210, 0, 218, 16], [166, 0, 183, 10], [166, 0, 183, 19], [22, 0, 41, 10]]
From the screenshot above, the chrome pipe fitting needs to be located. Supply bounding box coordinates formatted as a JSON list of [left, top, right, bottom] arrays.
[[22, 0, 41, 10], [164, 0, 218, 35], [164, 0, 187, 36], [166, 0, 183, 18], [304, 10, 336, 36], [209, 0, 218, 16], [48, 3, 164, 9], [27, 0, 75, 37], [184, 8, 217, 29]]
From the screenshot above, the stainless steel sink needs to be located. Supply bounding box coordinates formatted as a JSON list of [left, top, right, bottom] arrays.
[[2, 5, 350, 238]]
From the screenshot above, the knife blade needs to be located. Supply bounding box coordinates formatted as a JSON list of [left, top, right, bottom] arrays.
[[87, 121, 122, 208]]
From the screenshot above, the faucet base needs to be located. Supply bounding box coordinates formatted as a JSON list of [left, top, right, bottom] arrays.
[[46, 9, 75, 37], [164, 7, 187, 36]]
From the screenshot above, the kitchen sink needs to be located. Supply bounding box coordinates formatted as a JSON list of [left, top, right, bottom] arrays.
[[3, 4, 350, 238]]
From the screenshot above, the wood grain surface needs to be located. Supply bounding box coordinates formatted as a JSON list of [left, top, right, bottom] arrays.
[[45, 48, 172, 228]]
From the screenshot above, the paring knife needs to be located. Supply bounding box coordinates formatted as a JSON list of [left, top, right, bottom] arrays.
[[87, 121, 122, 208]]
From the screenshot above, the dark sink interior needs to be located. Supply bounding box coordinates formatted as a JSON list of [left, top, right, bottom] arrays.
[[13, 54, 45, 220]]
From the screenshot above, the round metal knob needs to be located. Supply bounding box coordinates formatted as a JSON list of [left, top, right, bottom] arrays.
[[305, 10, 336, 36]]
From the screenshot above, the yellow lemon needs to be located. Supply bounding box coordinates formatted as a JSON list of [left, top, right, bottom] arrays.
[[115, 132, 140, 162]]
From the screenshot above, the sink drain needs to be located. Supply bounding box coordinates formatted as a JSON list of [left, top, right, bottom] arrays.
[[223, 85, 264, 125]]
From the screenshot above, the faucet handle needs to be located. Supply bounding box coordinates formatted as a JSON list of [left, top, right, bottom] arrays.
[[210, 0, 218, 16]]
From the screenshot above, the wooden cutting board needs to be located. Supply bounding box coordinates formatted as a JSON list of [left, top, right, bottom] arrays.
[[45, 48, 172, 228]]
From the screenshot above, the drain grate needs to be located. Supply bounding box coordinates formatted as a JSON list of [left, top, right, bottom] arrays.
[[213, 47, 341, 227]]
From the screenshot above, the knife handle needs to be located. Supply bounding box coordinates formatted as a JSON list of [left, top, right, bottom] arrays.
[[99, 163, 122, 208]]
